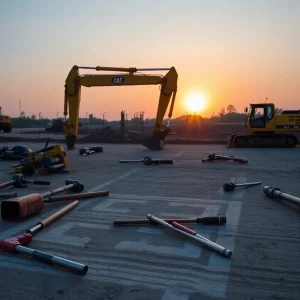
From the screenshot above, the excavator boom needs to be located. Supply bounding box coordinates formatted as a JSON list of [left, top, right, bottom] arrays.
[[63, 65, 178, 150]]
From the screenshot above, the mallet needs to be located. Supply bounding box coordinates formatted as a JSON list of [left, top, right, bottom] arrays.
[[147, 214, 232, 258], [223, 182, 261, 192], [0, 174, 51, 190], [263, 186, 300, 207], [1, 179, 84, 221], [119, 156, 173, 165], [113, 216, 227, 226], [0, 201, 88, 275]]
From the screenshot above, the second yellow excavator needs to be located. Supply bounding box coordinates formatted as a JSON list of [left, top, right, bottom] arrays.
[[227, 103, 300, 147], [63, 65, 178, 150]]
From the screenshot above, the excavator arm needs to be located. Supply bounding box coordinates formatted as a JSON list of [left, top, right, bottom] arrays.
[[63, 65, 178, 150]]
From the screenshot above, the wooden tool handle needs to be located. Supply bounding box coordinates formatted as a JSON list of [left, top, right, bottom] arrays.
[[40, 201, 79, 228], [44, 191, 109, 203]]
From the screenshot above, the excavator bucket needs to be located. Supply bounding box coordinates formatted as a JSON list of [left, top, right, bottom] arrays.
[[140, 129, 170, 151], [66, 135, 76, 150]]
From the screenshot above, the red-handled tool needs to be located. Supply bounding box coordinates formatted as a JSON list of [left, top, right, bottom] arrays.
[[202, 153, 248, 164], [0, 201, 88, 275]]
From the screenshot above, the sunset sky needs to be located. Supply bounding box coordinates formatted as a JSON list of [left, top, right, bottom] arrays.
[[1, 0, 299, 120]]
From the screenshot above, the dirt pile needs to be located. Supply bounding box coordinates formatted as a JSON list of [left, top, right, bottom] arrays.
[[79, 126, 138, 144]]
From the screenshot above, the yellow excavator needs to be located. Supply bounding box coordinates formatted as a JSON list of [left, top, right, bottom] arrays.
[[227, 103, 300, 147], [63, 65, 178, 150]]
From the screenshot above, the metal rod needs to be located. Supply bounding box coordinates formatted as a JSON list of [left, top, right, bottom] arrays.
[[113, 216, 226, 226], [171, 221, 232, 258], [235, 182, 261, 187], [147, 214, 232, 258], [41, 184, 76, 198], [15, 245, 88, 275], [119, 159, 142, 163], [263, 186, 300, 207], [0, 192, 18, 199], [223, 182, 261, 192]]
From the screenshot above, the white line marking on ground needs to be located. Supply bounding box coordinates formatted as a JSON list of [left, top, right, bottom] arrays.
[[232, 176, 247, 199], [162, 289, 189, 300], [0, 170, 137, 239], [174, 152, 183, 158]]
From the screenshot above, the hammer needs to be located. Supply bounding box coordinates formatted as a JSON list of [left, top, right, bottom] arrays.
[[119, 156, 173, 165], [1, 179, 84, 221], [0, 174, 51, 190], [223, 181, 261, 192]]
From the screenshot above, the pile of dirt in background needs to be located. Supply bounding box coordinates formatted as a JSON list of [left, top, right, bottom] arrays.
[[79, 126, 139, 144]]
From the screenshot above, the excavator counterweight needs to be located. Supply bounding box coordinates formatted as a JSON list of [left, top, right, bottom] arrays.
[[63, 65, 178, 150]]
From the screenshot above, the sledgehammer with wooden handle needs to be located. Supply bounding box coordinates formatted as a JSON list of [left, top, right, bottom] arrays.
[[1, 179, 84, 221]]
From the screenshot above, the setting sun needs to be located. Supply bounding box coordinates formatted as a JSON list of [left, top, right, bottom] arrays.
[[185, 92, 208, 113]]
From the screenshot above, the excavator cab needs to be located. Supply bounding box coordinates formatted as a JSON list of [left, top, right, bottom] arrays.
[[246, 104, 275, 130]]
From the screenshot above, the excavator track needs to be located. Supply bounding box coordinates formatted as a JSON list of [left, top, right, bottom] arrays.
[[228, 133, 298, 148]]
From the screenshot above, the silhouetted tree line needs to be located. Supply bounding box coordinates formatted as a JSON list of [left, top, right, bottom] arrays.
[[9, 104, 284, 128]]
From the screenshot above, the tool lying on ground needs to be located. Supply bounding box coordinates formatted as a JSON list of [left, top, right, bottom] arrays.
[[44, 190, 109, 203], [114, 216, 226, 226], [0, 201, 88, 275], [263, 186, 300, 207], [119, 156, 173, 165], [79, 147, 103, 156], [0, 192, 17, 199], [202, 153, 248, 164], [11, 139, 68, 176], [0, 174, 51, 190], [223, 181, 261, 192], [1, 179, 84, 221], [147, 214, 232, 258]]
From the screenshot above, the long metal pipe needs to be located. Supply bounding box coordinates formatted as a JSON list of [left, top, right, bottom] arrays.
[[147, 214, 232, 258], [113, 216, 227, 226], [15, 245, 88, 275], [263, 186, 300, 207]]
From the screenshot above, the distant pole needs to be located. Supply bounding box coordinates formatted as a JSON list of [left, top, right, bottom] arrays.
[[57, 112, 59, 119], [39, 112, 41, 139], [86, 112, 88, 128], [19, 99, 21, 116], [103, 112, 105, 128]]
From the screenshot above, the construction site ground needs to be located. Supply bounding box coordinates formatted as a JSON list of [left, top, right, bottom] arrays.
[[0, 142, 300, 300]]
